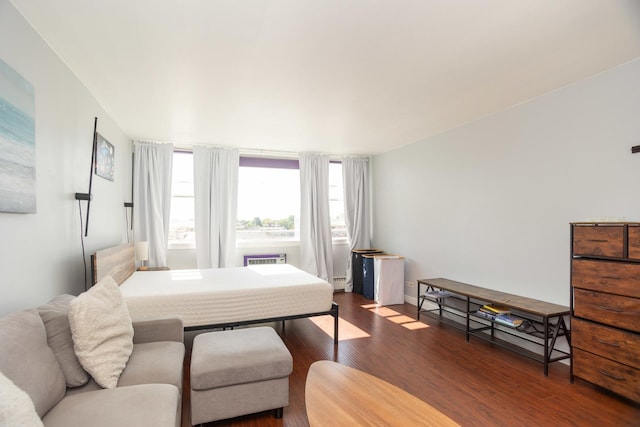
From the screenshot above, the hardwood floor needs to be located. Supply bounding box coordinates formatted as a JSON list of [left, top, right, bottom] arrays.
[[181, 292, 639, 427]]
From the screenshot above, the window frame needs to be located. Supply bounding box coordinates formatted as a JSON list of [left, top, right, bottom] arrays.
[[166, 151, 347, 250], [237, 156, 347, 246], [167, 150, 196, 250], [236, 157, 301, 245]]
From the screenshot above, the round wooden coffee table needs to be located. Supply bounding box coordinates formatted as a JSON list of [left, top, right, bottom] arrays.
[[305, 360, 460, 426]]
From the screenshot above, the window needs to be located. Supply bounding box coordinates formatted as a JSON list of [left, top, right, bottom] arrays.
[[329, 162, 347, 239], [236, 158, 300, 243], [168, 151, 195, 249], [167, 152, 346, 248]]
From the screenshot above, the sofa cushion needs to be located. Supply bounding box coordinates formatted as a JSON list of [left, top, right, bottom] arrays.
[[118, 341, 185, 391], [0, 370, 44, 427], [132, 317, 184, 344], [0, 308, 66, 417], [37, 294, 89, 387], [42, 384, 179, 427], [66, 341, 186, 395], [69, 276, 134, 389]]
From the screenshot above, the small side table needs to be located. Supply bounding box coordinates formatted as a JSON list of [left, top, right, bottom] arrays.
[[138, 266, 170, 271]]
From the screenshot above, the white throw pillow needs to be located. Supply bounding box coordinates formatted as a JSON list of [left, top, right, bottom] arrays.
[[0, 370, 44, 427], [69, 276, 134, 389]]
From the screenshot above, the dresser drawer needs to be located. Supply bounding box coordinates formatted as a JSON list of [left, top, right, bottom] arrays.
[[571, 259, 640, 298], [573, 289, 640, 332], [572, 317, 640, 368], [628, 225, 640, 260], [572, 225, 624, 258], [573, 348, 640, 403]]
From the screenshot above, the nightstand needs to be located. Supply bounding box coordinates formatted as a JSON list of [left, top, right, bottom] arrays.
[[138, 266, 170, 271]]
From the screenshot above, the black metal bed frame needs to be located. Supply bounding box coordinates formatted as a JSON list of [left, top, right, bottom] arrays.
[[184, 302, 339, 345]]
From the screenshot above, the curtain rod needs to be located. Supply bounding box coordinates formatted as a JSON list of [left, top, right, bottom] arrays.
[[174, 144, 367, 161], [134, 140, 368, 161]]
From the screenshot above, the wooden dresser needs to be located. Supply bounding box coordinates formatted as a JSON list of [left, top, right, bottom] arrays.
[[570, 222, 640, 402]]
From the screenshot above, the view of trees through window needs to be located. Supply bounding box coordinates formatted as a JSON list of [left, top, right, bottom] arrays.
[[236, 164, 300, 241], [168, 152, 346, 248]]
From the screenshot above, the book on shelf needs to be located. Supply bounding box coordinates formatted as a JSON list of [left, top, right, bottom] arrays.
[[473, 310, 524, 328], [422, 290, 452, 299], [477, 307, 501, 317], [474, 310, 495, 321], [480, 304, 511, 315], [494, 314, 524, 328]]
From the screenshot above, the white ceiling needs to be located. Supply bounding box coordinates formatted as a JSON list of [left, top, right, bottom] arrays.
[[10, 0, 640, 155]]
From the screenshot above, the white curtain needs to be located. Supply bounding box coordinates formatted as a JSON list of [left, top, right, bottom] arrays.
[[133, 141, 173, 268], [193, 146, 239, 268], [342, 157, 371, 292], [299, 153, 334, 283]]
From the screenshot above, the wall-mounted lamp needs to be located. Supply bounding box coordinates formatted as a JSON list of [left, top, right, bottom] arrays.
[[124, 152, 134, 230], [75, 117, 98, 236], [135, 241, 149, 270]]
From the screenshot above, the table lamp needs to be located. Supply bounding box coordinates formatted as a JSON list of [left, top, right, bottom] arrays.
[[135, 241, 149, 270]]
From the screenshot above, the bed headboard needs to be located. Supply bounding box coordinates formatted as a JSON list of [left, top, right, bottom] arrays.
[[91, 242, 135, 285]]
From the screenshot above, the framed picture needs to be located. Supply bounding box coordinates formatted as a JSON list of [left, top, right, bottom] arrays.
[[0, 58, 36, 213], [95, 133, 115, 181]]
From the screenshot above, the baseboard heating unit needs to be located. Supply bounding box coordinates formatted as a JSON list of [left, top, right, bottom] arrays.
[[243, 254, 287, 266], [333, 276, 346, 290]]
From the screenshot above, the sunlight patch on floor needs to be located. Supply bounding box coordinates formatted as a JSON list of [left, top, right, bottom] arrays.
[[361, 303, 430, 330], [309, 315, 371, 341], [387, 315, 416, 324], [367, 306, 402, 317], [401, 321, 429, 330]]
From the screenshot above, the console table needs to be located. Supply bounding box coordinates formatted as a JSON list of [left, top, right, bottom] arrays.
[[417, 278, 571, 376]]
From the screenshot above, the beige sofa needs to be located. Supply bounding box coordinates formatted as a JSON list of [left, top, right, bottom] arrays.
[[0, 294, 185, 427]]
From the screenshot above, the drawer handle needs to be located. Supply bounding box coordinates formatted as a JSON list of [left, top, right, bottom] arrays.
[[587, 239, 608, 243], [599, 370, 626, 381], [596, 338, 621, 347], [598, 305, 624, 312], [600, 276, 622, 280]]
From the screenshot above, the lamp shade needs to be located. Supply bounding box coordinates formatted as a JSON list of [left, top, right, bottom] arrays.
[[135, 241, 149, 262]]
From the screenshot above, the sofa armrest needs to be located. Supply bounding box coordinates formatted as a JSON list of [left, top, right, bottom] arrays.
[[132, 317, 184, 344]]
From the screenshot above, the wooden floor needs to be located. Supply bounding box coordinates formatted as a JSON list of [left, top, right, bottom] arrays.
[[181, 292, 639, 427]]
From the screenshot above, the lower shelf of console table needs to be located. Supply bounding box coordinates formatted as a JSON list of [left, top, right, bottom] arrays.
[[417, 278, 571, 377]]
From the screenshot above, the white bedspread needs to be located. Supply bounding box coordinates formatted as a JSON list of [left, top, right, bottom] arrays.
[[119, 264, 334, 327]]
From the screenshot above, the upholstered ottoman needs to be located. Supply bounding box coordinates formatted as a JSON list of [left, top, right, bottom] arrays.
[[190, 327, 293, 425]]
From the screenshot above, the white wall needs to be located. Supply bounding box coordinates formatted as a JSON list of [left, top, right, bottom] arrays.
[[0, 0, 131, 315], [371, 58, 640, 307], [166, 242, 351, 287]]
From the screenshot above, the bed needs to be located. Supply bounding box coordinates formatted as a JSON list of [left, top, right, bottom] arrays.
[[91, 243, 339, 344]]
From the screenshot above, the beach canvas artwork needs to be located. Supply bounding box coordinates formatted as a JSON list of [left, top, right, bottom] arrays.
[[0, 58, 36, 214]]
